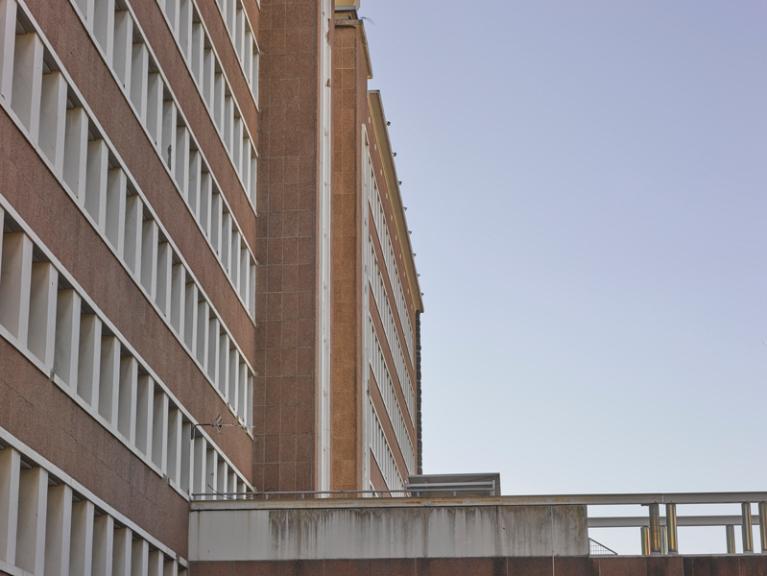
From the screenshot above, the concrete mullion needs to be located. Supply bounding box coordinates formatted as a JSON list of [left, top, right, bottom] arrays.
[[130, 42, 149, 123], [151, 389, 168, 472], [170, 262, 185, 336], [229, 232, 239, 297], [105, 168, 127, 257], [113, 10, 133, 92], [155, 241, 172, 317], [237, 361, 246, 422], [206, 317, 219, 384], [213, 70, 224, 129], [247, 374, 253, 428], [146, 73, 163, 149], [0, 0, 18, 103], [192, 437, 206, 496], [195, 299, 208, 369], [186, 149, 199, 216], [199, 172, 211, 236], [228, 346, 238, 416], [136, 374, 154, 459], [85, 138, 110, 229], [191, 24, 203, 85], [0, 448, 20, 565], [131, 539, 148, 576], [0, 232, 33, 344], [206, 449, 217, 499], [178, 0, 192, 59], [217, 332, 228, 398], [38, 71, 68, 174], [167, 409, 182, 486], [202, 48, 213, 107], [161, 100, 176, 171], [44, 483, 72, 576], [69, 500, 94, 575], [123, 193, 143, 278], [221, 212, 231, 272], [183, 282, 197, 353], [63, 107, 89, 203], [174, 127, 190, 200], [216, 459, 226, 499], [98, 335, 121, 426], [232, 116, 242, 173], [162, 558, 178, 576], [11, 32, 43, 140], [249, 152, 257, 207], [118, 356, 138, 444], [223, 95, 233, 152], [112, 527, 131, 576], [28, 261, 58, 370], [77, 312, 102, 409], [53, 288, 81, 389], [140, 218, 158, 299], [91, 513, 114, 576], [180, 420, 192, 493], [148, 550, 164, 576], [92, 0, 115, 64], [210, 191, 221, 255], [16, 466, 48, 574]]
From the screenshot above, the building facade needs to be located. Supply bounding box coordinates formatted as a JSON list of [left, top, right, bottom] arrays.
[[0, 0, 420, 573]]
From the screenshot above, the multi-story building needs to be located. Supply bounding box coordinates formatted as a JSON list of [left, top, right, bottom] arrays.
[[0, 0, 420, 572]]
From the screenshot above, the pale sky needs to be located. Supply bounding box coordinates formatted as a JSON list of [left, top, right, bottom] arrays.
[[362, 0, 767, 554]]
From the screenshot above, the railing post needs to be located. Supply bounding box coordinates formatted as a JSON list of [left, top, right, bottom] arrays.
[[726, 525, 736, 554], [743, 503, 754, 553], [666, 503, 678, 554], [641, 526, 650, 556], [759, 502, 767, 553], [649, 503, 662, 555]]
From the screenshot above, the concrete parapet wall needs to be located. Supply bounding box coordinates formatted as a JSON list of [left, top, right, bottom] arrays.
[[189, 502, 588, 561]]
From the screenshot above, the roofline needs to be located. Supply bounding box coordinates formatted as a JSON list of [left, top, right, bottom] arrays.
[[334, 4, 373, 80], [368, 90, 424, 312]]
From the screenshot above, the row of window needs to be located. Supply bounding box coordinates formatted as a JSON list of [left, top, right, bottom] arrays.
[[153, 0, 259, 199], [367, 399, 404, 493], [0, 438, 187, 575], [0, 0, 256, 426], [364, 144, 417, 373], [64, 0, 258, 314], [0, 206, 252, 502], [211, 0, 259, 102], [368, 239, 416, 422], [367, 315, 416, 475]]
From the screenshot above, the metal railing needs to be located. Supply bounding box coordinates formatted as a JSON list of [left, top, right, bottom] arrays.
[[589, 538, 618, 556]]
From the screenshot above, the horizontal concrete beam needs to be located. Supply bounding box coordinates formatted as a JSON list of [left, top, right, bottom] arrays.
[[189, 504, 588, 561]]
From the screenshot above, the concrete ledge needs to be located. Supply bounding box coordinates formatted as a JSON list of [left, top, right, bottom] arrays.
[[189, 504, 588, 561]]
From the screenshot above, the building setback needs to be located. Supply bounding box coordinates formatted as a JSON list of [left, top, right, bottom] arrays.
[[0, 0, 421, 572]]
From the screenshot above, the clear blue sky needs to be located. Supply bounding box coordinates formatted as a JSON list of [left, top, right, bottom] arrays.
[[362, 0, 767, 553]]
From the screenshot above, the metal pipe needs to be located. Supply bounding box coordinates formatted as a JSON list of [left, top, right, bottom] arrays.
[[759, 502, 767, 553], [666, 503, 678, 554], [743, 503, 754, 553], [726, 525, 736, 554], [641, 526, 650, 556], [649, 503, 662, 555]]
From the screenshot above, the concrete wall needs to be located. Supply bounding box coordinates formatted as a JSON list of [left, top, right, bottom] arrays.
[[188, 502, 588, 561]]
